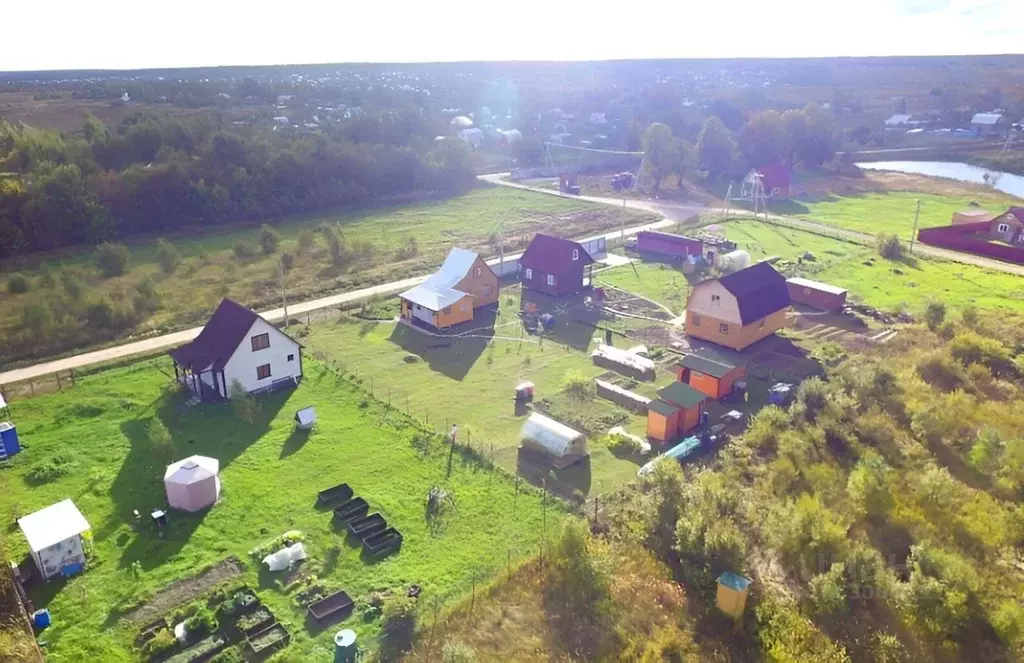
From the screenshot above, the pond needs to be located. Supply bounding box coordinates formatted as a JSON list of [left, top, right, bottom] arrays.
[[855, 161, 1024, 198]]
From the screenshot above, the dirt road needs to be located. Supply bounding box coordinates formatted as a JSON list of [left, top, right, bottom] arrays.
[[0, 212, 680, 387]]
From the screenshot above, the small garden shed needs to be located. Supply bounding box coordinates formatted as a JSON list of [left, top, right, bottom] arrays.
[[164, 455, 221, 512], [18, 499, 91, 580], [520, 412, 588, 468], [675, 354, 745, 400], [646, 382, 707, 443], [786, 277, 848, 312]]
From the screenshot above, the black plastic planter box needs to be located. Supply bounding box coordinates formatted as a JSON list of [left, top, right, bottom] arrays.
[[306, 590, 354, 625], [316, 483, 353, 507], [348, 513, 387, 539], [332, 498, 368, 522]]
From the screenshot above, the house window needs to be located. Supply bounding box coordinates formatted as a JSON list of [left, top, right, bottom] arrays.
[[711, 294, 720, 304], [251, 333, 270, 351], [287, 354, 295, 362], [997, 223, 1010, 233], [547, 273, 556, 286], [256, 364, 271, 380], [525, 268, 533, 280], [475, 266, 482, 277], [484, 285, 493, 296], [719, 323, 730, 333], [572, 249, 579, 261], [691, 314, 701, 327], [443, 306, 451, 315]]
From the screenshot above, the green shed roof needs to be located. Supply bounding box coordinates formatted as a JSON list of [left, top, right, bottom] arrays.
[[676, 354, 737, 378], [647, 399, 680, 417], [657, 382, 707, 409]]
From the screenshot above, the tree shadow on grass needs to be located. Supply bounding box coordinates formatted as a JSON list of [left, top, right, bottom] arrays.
[[388, 322, 490, 382], [516, 448, 592, 499], [94, 387, 289, 546], [520, 289, 604, 352]]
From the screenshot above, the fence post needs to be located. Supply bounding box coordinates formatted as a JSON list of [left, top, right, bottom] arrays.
[[56, 372, 63, 391]]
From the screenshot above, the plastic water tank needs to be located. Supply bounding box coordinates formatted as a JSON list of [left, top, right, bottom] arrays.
[[716, 250, 751, 273], [32, 609, 51, 629], [334, 629, 357, 662]]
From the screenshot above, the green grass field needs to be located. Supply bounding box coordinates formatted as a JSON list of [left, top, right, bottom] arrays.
[[0, 186, 657, 364], [593, 260, 691, 315], [0, 359, 562, 661], [722, 218, 1024, 314], [792, 190, 1019, 241]]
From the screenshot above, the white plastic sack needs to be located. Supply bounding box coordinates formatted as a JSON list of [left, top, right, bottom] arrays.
[[262, 542, 307, 572], [174, 621, 188, 642]]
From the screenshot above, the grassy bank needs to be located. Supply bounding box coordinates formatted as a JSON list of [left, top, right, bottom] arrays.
[[0, 186, 657, 365], [0, 358, 564, 660]]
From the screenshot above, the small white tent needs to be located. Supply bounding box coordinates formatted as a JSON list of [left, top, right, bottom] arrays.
[[164, 455, 220, 512], [520, 413, 588, 468]]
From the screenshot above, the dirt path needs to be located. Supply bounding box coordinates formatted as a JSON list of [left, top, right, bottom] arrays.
[[124, 557, 243, 624]]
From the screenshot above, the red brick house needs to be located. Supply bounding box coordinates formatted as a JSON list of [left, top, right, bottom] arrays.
[[519, 233, 595, 296]]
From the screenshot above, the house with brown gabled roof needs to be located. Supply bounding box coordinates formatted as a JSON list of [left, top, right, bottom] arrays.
[[519, 233, 595, 296], [685, 262, 791, 350], [168, 299, 302, 401]]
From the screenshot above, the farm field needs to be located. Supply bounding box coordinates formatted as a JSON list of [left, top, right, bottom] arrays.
[[0, 358, 562, 661], [0, 186, 657, 365]]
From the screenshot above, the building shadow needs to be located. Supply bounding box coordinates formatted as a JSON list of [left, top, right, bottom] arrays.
[[519, 289, 604, 352], [116, 508, 212, 571], [388, 321, 491, 382], [516, 448, 593, 499], [279, 428, 312, 459]]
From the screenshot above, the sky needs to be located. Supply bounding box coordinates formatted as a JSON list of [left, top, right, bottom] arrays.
[[3, 0, 1020, 71]]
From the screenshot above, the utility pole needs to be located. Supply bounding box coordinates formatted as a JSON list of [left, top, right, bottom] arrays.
[[279, 258, 289, 329], [497, 221, 505, 297], [909, 199, 921, 255]]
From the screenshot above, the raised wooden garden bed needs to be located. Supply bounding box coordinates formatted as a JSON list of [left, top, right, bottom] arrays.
[[364, 528, 403, 557], [229, 587, 259, 615], [236, 606, 275, 638], [164, 634, 228, 663], [316, 483, 353, 507], [135, 616, 167, 648], [246, 623, 290, 655], [306, 590, 354, 625], [332, 498, 368, 523], [348, 513, 387, 539]]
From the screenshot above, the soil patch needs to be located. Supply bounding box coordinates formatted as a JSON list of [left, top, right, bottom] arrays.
[[125, 556, 244, 624]]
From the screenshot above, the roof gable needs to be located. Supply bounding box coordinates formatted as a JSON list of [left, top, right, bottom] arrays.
[[519, 233, 594, 271], [399, 248, 488, 311], [168, 299, 292, 372], [718, 262, 790, 325], [657, 382, 707, 409], [677, 354, 736, 378]]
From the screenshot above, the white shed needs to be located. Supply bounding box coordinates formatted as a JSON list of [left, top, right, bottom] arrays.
[[295, 407, 317, 431], [164, 455, 221, 512], [18, 499, 91, 580], [520, 413, 588, 468]]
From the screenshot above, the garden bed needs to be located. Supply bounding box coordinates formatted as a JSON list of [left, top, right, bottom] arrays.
[[163, 634, 228, 663], [315, 482, 353, 507], [348, 513, 387, 540], [235, 606, 275, 638], [246, 623, 290, 655], [306, 590, 354, 625], [332, 497, 368, 523], [364, 528, 403, 558]]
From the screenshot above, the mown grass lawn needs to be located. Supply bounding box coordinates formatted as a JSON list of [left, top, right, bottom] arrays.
[[0, 358, 562, 661], [791, 190, 1019, 241], [593, 260, 691, 315], [305, 291, 650, 494], [722, 218, 1024, 315], [0, 186, 657, 365]]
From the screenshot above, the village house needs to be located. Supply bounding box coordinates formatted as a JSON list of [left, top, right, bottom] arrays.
[[399, 248, 499, 331], [786, 277, 848, 312], [990, 207, 1024, 245], [971, 112, 1008, 137], [685, 262, 791, 351], [168, 298, 303, 402], [519, 233, 595, 296]]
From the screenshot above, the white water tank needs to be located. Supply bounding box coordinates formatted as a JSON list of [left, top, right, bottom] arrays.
[[717, 249, 751, 273]]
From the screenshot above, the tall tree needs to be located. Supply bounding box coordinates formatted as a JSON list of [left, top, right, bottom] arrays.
[[641, 123, 679, 194], [738, 110, 788, 169], [696, 117, 736, 179]]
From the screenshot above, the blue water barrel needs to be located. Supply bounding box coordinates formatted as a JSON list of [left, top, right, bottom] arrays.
[[0, 422, 19, 457], [32, 609, 51, 629], [334, 629, 357, 662]]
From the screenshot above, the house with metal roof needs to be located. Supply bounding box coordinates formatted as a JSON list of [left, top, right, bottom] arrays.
[[971, 112, 1007, 136], [399, 248, 498, 331], [168, 298, 303, 401], [519, 233, 595, 296], [685, 262, 791, 350]]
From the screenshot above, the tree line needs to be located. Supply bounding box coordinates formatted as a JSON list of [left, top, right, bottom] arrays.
[[641, 102, 838, 193], [0, 112, 475, 258]]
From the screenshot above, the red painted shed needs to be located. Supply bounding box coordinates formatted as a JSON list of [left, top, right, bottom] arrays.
[[634, 231, 703, 260], [758, 163, 791, 199], [786, 277, 848, 312]]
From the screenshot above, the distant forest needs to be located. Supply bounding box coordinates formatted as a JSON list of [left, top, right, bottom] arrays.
[[0, 112, 475, 257]]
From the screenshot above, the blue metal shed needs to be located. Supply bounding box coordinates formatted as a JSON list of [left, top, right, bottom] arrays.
[[0, 422, 20, 459]]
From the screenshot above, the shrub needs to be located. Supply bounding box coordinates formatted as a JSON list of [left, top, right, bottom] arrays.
[[27, 455, 75, 484], [148, 417, 173, 454], [809, 562, 848, 615], [134, 277, 162, 314], [142, 629, 177, 658], [38, 267, 56, 289], [260, 224, 280, 254], [380, 596, 417, 656], [875, 233, 902, 260], [607, 434, 642, 455], [229, 379, 260, 424], [280, 251, 295, 272], [394, 235, 419, 260], [60, 269, 86, 300], [156, 238, 182, 274], [6, 273, 29, 294], [923, 301, 946, 331], [185, 606, 217, 638], [87, 296, 136, 330], [21, 300, 56, 336], [208, 647, 244, 663], [442, 641, 477, 663], [95, 242, 130, 277], [950, 331, 1018, 378], [233, 240, 257, 260], [562, 370, 592, 399], [960, 305, 979, 327], [297, 230, 315, 253]]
